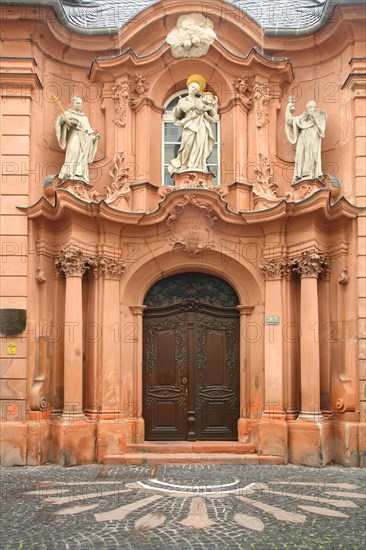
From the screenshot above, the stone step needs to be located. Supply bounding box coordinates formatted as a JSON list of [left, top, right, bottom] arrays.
[[126, 441, 257, 454], [103, 453, 284, 466]]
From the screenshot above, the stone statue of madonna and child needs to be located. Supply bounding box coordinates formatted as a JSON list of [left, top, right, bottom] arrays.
[[168, 74, 219, 176]]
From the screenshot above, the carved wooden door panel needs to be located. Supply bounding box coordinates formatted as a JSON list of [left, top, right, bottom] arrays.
[[192, 307, 239, 440], [143, 307, 188, 440], [143, 273, 240, 441]]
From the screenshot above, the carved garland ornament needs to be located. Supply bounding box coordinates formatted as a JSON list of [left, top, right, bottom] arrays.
[[111, 75, 150, 127], [254, 154, 279, 198], [253, 83, 271, 128], [233, 76, 252, 109], [104, 152, 131, 207]]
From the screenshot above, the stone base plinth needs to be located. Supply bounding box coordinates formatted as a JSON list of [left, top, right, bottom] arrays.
[[288, 419, 333, 467], [290, 177, 327, 201], [48, 418, 97, 466], [332, 421, 364, 467], [258, 419, 288, 463]]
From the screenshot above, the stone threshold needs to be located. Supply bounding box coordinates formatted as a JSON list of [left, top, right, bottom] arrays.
[[126, 441, 257, 454], [103, 452, 284, 465]]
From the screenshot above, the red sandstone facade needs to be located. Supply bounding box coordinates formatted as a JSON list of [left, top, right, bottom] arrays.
[[0, 1, 365, 467]]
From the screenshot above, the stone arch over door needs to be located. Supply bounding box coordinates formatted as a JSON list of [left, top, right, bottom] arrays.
[[121, 249, 263, 444], [142, 272, 240, 441]]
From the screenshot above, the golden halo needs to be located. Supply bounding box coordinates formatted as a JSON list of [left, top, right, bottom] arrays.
[[186, 74, 206, 93]]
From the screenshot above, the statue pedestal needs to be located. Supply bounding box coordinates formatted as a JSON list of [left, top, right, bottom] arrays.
[[289, 177, 327, 201], [172, 170, 215, 189]]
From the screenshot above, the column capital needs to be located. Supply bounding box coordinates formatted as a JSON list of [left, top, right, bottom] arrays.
[[260, 257, 289, 280], [129, 305, 147, 316], [54, 248, 88, 278], [89, 256, 125, 280], [236, 305, 254, 315], [290, 250, 330, 279]]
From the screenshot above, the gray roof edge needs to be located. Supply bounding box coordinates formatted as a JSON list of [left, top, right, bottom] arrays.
[[264, 0, 366, 36], [1, 0, 119, 35], [1, 0, 364, 37]]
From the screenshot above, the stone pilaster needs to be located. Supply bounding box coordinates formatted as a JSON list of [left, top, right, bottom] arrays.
[[55, 248, 88, 420]]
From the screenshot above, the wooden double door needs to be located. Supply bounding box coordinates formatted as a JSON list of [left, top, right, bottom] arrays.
[[143, 302, 240, 440]]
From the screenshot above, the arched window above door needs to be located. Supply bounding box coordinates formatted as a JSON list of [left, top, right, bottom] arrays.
[[162, 91, 220, 186], [144, 272, 238, 307]]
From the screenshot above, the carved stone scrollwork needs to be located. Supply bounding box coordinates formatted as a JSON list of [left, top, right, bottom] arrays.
[[111, 75, 150, 126], [254, 155, 278, 197], [54, 248, 89, 278], [233, 76, 252, 109], [253, 83, 271, 127], [339, 268, 349, 285], [166, 194, 217, 257], [30, 375, 48, 411], [111, 81, 130, 127], [56, 180, 100, 203], [260, 258, 289, 279], [130, 74, 150, 110], [253, 154, 280, 209], [35, 267, 46, 284], [290, 250, 330, 279], [104, 152, 131, 208]]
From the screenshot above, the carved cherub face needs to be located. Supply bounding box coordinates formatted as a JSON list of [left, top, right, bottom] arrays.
[[202, 93, 213, 104], [188, 82, 201, 94]]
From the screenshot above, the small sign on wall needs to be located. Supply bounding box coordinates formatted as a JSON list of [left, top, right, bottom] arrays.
[[7, 343, 17, 355], [265, 315, 280, 325]]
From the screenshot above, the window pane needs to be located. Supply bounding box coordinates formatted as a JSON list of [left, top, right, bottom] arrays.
[[207, 145, 218, 164], [164, 123, 181, 142], [165, 143, 179, 163], [166, 94, 188, 111], [164, 167, 174, 186], [211, 123, 218, 141]]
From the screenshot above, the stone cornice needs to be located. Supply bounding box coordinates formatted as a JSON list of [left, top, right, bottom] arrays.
[[89, 43, 293, 84], [19, 187, 362, 229]]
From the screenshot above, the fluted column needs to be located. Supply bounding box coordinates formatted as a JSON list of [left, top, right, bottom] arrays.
[[55, 248, 88, 420]]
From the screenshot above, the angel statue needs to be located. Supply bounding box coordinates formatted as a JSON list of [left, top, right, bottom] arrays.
[[55, 96, 100, 183], [285, 97, 327, 182], [168, 74, 219, 175]]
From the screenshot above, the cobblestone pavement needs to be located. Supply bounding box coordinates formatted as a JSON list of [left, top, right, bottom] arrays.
[[1, 464, 365, 549]]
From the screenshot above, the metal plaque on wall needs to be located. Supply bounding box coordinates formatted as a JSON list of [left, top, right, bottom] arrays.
[[0, 309, 27, 335]]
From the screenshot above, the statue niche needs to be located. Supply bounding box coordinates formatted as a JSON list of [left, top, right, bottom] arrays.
[[168, 74, 219, 179]]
